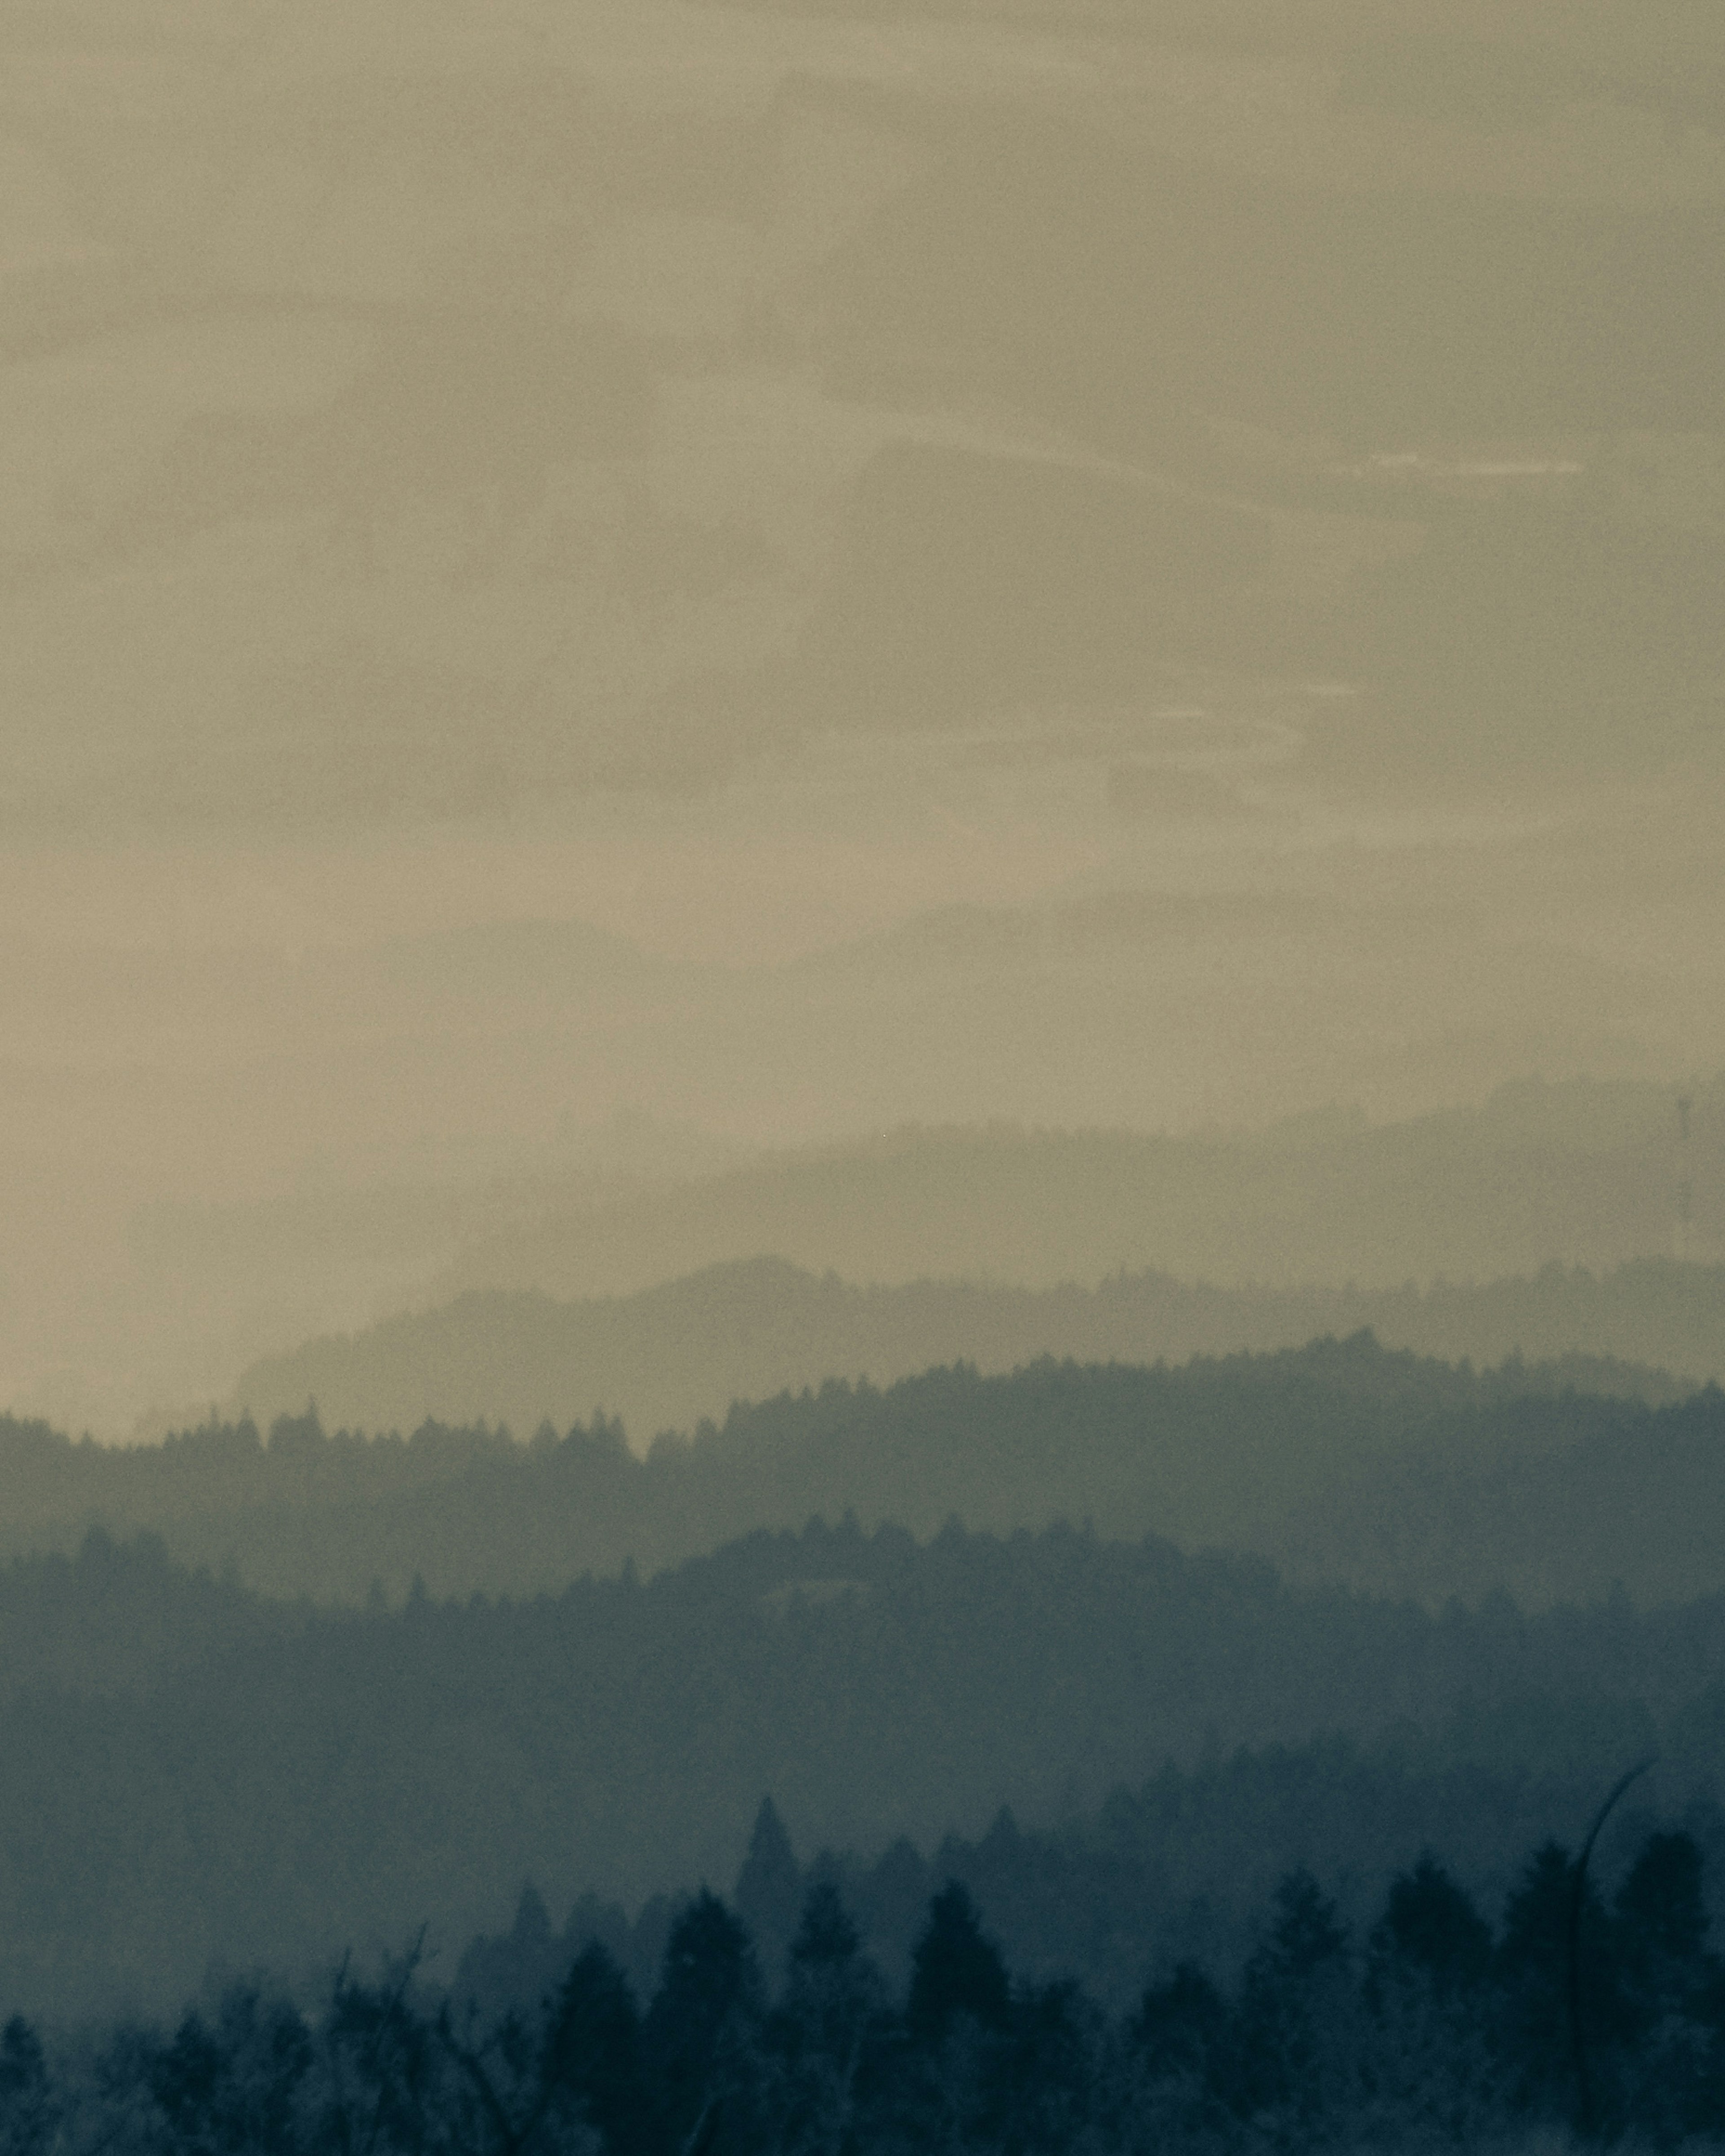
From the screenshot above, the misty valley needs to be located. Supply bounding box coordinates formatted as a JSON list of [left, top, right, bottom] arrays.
[[2, 0, 1723, 2143]]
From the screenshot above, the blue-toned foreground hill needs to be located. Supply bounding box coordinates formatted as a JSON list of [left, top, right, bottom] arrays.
[[4, 1513, 1725, 2020]]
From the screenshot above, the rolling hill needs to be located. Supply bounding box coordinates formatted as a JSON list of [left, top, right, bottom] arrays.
[[233, 1250, 1716, 1448], [0, 1333, 1716, 1607]]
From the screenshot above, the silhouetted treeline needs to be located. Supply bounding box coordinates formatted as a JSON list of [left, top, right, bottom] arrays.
[[5, 1333, 1723, 1605], [462, 1771, 1725, 2037], [232, 1250, 1710, 1466], [11, 1823, 1725, 2152], [11, 1518, 1725, 2018]]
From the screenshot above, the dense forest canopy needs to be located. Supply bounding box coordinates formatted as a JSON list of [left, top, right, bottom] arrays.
[[4, 1513, 1725, 2022]]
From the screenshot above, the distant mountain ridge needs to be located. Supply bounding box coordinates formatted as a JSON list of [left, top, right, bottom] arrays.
[[416, 1082, 1725, 1315], [0, 1330, 1715, 1608], [102, 1077, 1721, 1447], [232, 1251, 1717, 1448]]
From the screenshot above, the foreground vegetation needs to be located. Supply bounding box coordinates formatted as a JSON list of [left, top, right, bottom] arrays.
[[5, 1819, 1723, 2155]]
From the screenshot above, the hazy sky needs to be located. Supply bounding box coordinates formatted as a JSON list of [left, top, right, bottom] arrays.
[[2, 0, 1722, 1432]]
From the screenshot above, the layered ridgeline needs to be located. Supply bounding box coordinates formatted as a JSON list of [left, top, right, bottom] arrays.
[[5, 1514, 1725, 2019], [4, 1335, 1725, 1606], [125, 1081, 1724, 1447], [375, 1086, 1725, 1319], [234, 1252, 1721, 1452]]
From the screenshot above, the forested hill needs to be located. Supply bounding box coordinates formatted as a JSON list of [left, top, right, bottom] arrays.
[[230, 1252, 1711, 1453], [5, 1514, 1725, 2020], [3, 1334, 1721, 1604]]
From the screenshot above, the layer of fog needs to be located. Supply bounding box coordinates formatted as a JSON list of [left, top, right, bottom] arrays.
[[4, 745, 1722, 1437], [2, 0, 1722, 1433]]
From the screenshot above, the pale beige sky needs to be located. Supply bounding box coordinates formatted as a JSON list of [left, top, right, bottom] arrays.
[[2, 0, 1721, 1432]]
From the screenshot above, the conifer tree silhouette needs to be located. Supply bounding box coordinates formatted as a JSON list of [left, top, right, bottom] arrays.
[[734, 1798, 803, 1984], [646, 1893, 763, 2156], [905, 1883, 1010, 2048]]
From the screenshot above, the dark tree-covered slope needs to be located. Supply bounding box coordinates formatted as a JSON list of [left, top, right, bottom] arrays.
[[6, 1517, 1725, 2020]]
